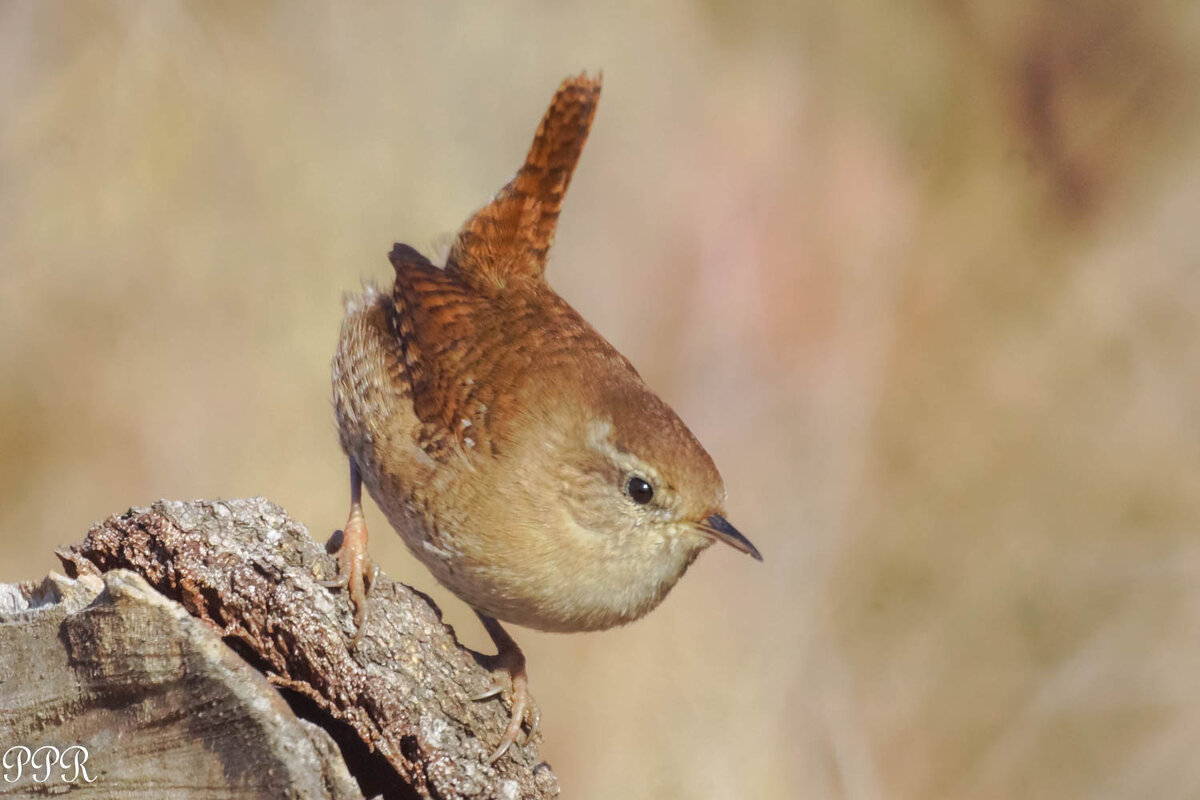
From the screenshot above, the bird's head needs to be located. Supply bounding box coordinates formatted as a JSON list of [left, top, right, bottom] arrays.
[[478, 362, 760, 631], [557, 378, 759, 563]]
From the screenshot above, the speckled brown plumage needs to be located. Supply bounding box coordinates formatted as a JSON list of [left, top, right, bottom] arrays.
[[329, 73, 760, 762]]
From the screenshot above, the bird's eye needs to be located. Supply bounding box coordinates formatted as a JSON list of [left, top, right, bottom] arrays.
[[626, 476, 654, 505]]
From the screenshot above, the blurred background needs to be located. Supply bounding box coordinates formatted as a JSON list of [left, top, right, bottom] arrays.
[[3, 2, 1200, 798]]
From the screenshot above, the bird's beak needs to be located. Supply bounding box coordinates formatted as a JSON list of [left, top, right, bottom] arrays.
[[697, 514, 762, 561]]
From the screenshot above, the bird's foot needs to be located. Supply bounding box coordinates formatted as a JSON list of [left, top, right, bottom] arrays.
[[474, 664, 541, 762], [321, 501, 375, 646], [473, 612, 540, 762]]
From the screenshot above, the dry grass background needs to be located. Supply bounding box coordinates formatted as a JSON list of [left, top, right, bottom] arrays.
[[3, 2, 1200, 798]]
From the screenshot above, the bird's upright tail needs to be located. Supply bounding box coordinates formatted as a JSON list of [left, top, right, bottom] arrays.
[[447, 73, 602, 292]]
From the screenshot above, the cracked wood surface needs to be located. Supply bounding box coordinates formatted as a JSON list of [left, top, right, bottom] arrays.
[[0, 498, 557, 799]]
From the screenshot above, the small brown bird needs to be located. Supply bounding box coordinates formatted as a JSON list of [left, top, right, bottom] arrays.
[[330, 73, 760, 761]]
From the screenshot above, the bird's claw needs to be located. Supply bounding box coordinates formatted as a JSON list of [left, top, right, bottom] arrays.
[[323, 502, 374, 646], [471, 612, 540, 763], [473, 683, 505, 702], [475, 669, 537, 763]]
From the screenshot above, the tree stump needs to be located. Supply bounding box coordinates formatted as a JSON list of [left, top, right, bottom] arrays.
[[0, 498, 558, 799]]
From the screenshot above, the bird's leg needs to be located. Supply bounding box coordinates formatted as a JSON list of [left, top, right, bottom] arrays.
[[473, 612, 540, 762], [322, 460, 374, 645]]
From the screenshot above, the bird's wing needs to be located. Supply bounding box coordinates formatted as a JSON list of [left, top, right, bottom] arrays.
[[389, 243, 539, 461]]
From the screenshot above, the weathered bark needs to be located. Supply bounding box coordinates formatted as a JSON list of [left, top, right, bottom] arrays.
[[0, 498, 558, 799]]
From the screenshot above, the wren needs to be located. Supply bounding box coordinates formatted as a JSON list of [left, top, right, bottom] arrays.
[[329, 73, 761, 762]]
